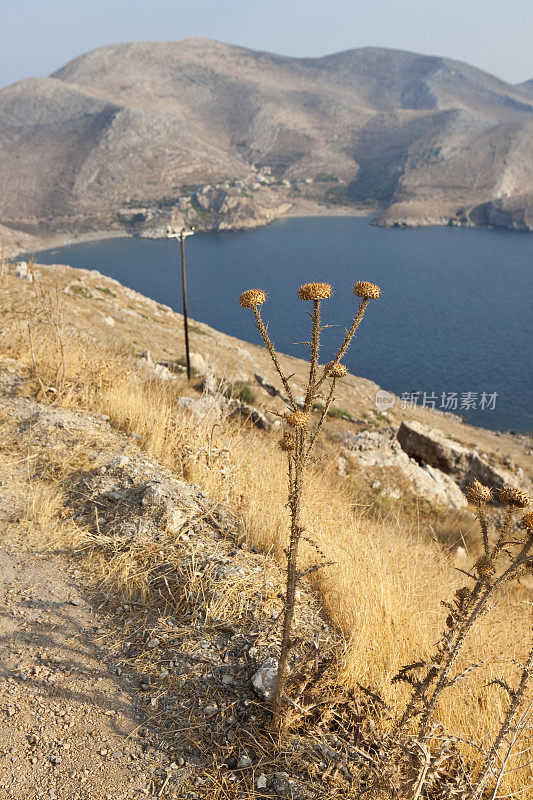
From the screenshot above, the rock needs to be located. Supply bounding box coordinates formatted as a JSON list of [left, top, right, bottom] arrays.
[[257, 774, 268, 789], [229, 401, 271, 430], [203, 702, 218, 718], [15, 261, 32, 281], [251, 659, 278, 701], [271, 772, 304, 798], [154, 363, 172, 380], [103, 316, 115, 327], [108, 455, 130, 469], [166, 509, 187, 533], [189, 352, 206, 373], [238, 754, 252, 768], [254, 374, 290, 404], [342, 428, 466, 509], [234, 348, 252, 362], [397, 420, 516, 490], [141, 484, 165, 507], [336, 456, 348, 475]]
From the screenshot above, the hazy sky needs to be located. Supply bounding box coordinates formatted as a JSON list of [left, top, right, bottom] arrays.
[[1, 0, 532, 89]]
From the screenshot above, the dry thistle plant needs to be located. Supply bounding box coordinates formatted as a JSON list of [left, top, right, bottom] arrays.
[[27, 265, 68, 399], [239, 279, 381, 731], [389, 482, 533, 799]]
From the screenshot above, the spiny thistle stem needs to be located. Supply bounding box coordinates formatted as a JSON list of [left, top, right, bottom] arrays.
[[306, 378, 337, 457], [418, 532, 533, 740], [239, 281, 380, 735], [394, 491, 532, 753], [470, 636, 533, 799], [478, 500, 490, 557], [304, 300, 321, 412], [273, 425, 305, 731]]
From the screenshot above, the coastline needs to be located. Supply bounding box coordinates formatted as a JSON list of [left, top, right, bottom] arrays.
[[10, 201, 374, 259], [5, 196, 531, 262]]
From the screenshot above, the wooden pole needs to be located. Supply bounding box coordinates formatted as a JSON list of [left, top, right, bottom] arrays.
[[179, 230, 191, 380]]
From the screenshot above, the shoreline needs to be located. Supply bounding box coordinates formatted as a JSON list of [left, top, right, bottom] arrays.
[[5, 199, 531, 259]]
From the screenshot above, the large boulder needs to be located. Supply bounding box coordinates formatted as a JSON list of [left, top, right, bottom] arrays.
[[342, 429, 467, 509], [397, 420, 515, 489]]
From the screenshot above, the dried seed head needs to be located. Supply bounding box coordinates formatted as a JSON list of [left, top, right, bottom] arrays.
[[499, 487, 531, 508], [298, 282, 332, 301], [464, 480, 493, 505], [475, 555, 495, 580], [455, 586, 471, 602], [325, 361, 348, 378], [239, 289, 266, 308], [285, 411, 309, 428], [279, 433, 296, 451], [354, 281, 381, 300], [521, 511, 533, 532]]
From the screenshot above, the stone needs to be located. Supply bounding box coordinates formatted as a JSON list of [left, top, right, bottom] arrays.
[[271, 772, 304, 798], [141, 484, 165, 506], [238, 754, 252, 768], [103, 316, 115, 327], [341, 428, 467, 509], [189, 352, 206, 373], [154, 363, 172, 380], [166, 510, 187, 533], [15, 261, 32, 281], [256, 774, 268, 789], [108, 455, 130, 469], [397, 420, 516, 490], [251, 659, 278, 701]]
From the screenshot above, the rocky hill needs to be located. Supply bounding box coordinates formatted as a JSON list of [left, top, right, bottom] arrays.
[[1, 38, 532, 241], [2, 260, 533, 798]]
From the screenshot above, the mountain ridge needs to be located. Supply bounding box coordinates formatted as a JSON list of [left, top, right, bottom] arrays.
[[1, 38, 532, 236]]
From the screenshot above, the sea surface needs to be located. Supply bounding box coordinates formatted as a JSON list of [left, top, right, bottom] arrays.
[[36, 217, 533, 433]]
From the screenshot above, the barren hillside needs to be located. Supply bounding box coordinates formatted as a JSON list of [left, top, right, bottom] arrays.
[[1, 39, 532, 240], [2, 260, 533, 797]]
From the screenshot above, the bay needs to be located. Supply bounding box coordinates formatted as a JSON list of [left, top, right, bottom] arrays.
[[36, 216, 533, 433]]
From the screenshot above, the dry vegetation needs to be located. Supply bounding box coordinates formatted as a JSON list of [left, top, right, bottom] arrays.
[[1, 265, 532, 799]]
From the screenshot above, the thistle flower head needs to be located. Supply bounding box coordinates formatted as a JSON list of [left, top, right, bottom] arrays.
[[325, 361, 347, 378], [298, 282, 332, 301], [285, 410, 309, 428], [475, 555, 495, 580], [521, 511, 533, 532], [499, 487, 530, 508], [239, 289, 266, 309], [279, 432, 296, 451], [464, 480, 493, 505], [354, 281, 381, 300]]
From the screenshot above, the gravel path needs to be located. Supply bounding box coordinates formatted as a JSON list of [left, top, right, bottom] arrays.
[[0, 542, 163, 800]]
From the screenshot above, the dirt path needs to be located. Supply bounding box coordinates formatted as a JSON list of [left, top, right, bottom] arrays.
[[0, 541, 165, 799]]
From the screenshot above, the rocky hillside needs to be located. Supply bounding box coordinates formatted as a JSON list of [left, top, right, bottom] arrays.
[[3, 260, 533, 797], [6, 258, 532, 523], [1, 38, 532, 239]]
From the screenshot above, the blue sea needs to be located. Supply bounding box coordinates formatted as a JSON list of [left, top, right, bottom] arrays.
[[36, 217, 533, 433]]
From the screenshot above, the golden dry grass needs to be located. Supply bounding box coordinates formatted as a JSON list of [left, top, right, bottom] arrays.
[[2, 271, 532, 796]]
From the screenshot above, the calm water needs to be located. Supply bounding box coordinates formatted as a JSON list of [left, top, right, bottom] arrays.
[[36, 217, 533, 432]]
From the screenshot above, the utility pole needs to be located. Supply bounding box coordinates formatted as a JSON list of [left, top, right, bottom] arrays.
[[167, 226, 195, 379]]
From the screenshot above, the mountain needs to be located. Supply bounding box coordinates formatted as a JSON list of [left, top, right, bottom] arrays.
[[1, 38, 532, 234]]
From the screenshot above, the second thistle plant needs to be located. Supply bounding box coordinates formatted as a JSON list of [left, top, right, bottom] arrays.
[[239, 279, 381, 731]]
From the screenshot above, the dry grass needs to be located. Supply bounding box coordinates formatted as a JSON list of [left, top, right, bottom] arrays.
[[1, 271, 532, 796]]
